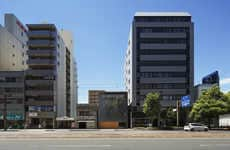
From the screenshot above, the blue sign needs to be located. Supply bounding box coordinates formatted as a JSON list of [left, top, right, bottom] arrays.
[[181, 95, 190, 107]]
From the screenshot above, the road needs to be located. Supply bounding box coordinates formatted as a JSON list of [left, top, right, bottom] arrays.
[[0, 138, 230, 150]]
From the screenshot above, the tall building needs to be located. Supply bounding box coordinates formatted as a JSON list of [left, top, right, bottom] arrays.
[[0, 14, 28, 71], [88, 90, 105, 105], [25, 24, 77, 128], [124, 12, 194, 126], [0, 14, 78, 129]]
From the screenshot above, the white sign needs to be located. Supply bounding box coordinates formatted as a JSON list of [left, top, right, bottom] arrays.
[[29, 112, 37, 117]]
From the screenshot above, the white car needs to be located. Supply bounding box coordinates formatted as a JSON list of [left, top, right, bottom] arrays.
[[184, 123, 208, 131]]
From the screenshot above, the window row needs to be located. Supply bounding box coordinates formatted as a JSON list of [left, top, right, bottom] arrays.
[[135, 16, 191, 22], [139, 38, 187, 44], [138, 83, 187, 89], [138, 61, 187, 66], [138, 27, 190, 33], [139, 72, 187, 78]]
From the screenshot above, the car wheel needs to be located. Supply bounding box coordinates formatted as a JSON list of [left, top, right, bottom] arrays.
[[204, 129, 208, 132], [191, 128, 194, 131]]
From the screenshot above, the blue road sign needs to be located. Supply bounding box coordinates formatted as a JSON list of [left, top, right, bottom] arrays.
[[181, 95, 190, 107]]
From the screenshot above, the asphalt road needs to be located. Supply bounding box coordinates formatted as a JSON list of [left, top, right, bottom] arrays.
[[0, 138, 230, 150]]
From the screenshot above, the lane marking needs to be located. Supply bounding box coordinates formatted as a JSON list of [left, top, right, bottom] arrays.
[[200, 144, 209, 147], [216, 144, 230, 147], [48, 144, 112, 148]]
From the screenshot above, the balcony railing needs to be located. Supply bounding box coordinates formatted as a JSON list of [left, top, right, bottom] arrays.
[[27, 59, 56, 66], [28, 40, 57, 48], [27, 50, 56, 57], [26, 80, 54, 86], [26, 69, 56, 76], [26, 90, 54, 96], [27, 31, 57, 38]]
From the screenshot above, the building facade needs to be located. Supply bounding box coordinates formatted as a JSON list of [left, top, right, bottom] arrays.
[[88, 90, 105, 105], [25, 24, 77, 128], [193, 71, 219, 101], [98, 92, 128, 129], [76, 104, 98, 129], [0, 71, 25, 128], [0, 14, 28, 71], [124, 12, 194, 126], [0, 14, 78, 129]]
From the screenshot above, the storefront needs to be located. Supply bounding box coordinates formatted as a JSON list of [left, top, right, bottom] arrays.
[[56, 116, 75, 129]]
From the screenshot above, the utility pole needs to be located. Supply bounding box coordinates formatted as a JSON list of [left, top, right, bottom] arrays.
[[176, 100, 180, 127], [3, 94, 7, 131]]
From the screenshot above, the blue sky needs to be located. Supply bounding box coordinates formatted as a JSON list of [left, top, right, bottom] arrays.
[[1, 0, 230, 103]]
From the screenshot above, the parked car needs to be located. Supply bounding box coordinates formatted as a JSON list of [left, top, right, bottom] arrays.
[[184, 123, 208, 131]]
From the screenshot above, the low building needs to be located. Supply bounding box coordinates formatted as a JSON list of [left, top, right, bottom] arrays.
[[193, 71, 219, 101], [98, 91, 128, 129], [76, 104, 98, 129], [0, 71, 25, 128]]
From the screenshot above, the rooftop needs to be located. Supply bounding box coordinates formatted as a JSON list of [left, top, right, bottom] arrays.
[[135, 12, 191, 17]]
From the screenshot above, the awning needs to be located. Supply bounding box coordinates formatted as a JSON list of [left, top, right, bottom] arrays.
[[56, 116, 74, 121]]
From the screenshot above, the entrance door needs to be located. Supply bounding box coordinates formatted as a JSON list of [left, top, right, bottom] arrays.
[[78, 122, 86, 129], [31, 118, 39, 128]]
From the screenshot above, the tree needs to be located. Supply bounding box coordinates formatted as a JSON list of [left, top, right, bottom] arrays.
[[189, 85, 229, 127], [143, 92, 161, 127], [160, 107, 177, 126]]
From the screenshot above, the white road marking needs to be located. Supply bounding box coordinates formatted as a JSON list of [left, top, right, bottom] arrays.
[[200, 144, 209, 147], [215, 144, 230, 147], [48, 144, 112, 148]]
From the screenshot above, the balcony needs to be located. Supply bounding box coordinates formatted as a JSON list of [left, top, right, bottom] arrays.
[[26, 100, 54, 106], [26, 90, 54, 96], [27, 24, 56, 31], [26, 69, 56, 76], [28, 40, 57, 48], [27, 31, 56, 39], [0, 82, 24, 88], [26, 80, 54, 86], [27, 59, 56, 66], [27, 50, 56, 57]]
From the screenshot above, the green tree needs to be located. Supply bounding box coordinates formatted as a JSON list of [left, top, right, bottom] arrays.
[[143, 92, 161, 127], [189, 85, 229, 127], [160, 107, 177, 127]]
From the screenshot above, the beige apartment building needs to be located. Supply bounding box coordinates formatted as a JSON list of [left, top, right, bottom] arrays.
[[0, 14, 28, 71], [88, 90, 105, 105], [0, 13, 78, 129]]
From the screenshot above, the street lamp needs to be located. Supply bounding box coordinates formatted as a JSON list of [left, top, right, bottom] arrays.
[[3, 94, 7, 131]]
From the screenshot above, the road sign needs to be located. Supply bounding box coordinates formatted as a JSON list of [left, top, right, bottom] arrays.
[[181, 95, 190, 107]]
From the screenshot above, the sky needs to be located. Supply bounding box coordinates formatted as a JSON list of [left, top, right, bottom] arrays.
[[0, 0, 230, 103]]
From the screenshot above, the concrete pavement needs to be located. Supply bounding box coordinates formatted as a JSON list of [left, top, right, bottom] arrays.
[[0, 138, 230, 150], [0, 129, 230, 138]]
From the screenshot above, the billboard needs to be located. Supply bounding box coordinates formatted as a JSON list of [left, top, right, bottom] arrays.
[[202, 71, 219, 84], [181, 95, 190, 107]]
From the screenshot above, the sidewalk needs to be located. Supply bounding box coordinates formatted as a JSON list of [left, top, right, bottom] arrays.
[[0, 129, 230, 139]]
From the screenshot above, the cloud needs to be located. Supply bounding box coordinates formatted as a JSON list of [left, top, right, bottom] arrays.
[[220, 78, 230, 85]]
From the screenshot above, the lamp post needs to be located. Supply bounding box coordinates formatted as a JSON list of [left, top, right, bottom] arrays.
[[3, 94, 7, 131], [176, 100, 180, 127]]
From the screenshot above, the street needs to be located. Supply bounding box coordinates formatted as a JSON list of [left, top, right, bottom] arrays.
[[0, 138, 230, 150]]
